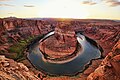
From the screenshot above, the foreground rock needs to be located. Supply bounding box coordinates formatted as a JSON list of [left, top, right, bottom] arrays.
[[87, 40, 120, 80], [0, 55, 40, 80]]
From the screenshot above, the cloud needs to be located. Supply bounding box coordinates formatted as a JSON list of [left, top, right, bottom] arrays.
[[104, 0, 120, 7], [82, 1, 97, 5], [0, 4, 14, 7], [0, 0, 12, 1], [24, 5, 35, 7], [82, 0, 120, 7]]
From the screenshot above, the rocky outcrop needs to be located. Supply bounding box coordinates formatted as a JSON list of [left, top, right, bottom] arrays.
[[40, 22, 77, 59], [84, 24, 120, 57], [0, 55, 40, 80], [87, 40, 120, 80]]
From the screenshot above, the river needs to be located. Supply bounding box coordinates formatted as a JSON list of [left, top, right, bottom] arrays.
[[27, 31, 101, 75]]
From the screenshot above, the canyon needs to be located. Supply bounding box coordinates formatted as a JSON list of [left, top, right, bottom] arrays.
[[40, 22, 77, 59], [0, 17, 120, 80]]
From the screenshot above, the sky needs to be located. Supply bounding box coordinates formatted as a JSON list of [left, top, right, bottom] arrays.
[[0, 0, 120, 20]]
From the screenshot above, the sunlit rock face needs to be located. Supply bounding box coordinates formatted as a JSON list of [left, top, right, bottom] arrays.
[[40, 22, 77, 58], [0, 55, 40, 80], [87, 40, 120, 80]]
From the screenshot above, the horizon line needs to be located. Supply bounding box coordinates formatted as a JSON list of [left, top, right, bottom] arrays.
[[1, 16, 120, 20]]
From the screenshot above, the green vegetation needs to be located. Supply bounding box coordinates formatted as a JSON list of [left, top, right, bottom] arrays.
[[8, 36, 35, 61]]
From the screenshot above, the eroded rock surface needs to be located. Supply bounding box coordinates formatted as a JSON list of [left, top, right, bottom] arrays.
[[0, 55, 40, 80], [40, 22, 77, 58], [87, 40, 120, 80]]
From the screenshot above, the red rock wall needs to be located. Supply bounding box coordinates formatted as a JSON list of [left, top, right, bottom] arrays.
[[87, 40, 120, 80]]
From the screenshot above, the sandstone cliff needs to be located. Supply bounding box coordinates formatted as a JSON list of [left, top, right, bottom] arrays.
[[40, 22, 77, 59], [87, 40, 120, 80]]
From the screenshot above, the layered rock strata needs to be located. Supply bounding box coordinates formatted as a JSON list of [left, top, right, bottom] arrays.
[[87, 40, 120, 80], [40, 22, 77, 59]]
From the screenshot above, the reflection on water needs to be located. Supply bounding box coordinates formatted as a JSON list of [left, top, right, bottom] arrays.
[[27, 31, 101, 75]]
